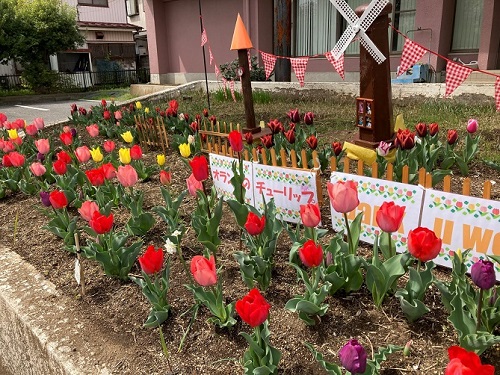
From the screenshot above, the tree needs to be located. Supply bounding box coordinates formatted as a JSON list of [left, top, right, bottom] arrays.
[[0, 0, 84, 91]]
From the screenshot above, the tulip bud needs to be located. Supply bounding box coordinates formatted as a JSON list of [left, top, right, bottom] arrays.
[[466, 119, 478, 134], [403, 340, 412, 356]]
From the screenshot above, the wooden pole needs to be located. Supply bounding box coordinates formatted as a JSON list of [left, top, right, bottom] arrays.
[[237, 49, 257, 132]]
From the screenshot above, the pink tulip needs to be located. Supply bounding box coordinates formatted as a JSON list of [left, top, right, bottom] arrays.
[[33, 117, 45, 130], [186, 173, 203, 197], [78, 201, 100, 222], [190, 255, 217, 286], [327, 180, 359, 213], [116, 165, 138, 187], [466, 119, 478, 134], [74, 146, 91, 163], [103, 140, 115, 153], [35, 139, 50, 154], [114, 110, 122, 120], [29, 162, 46, 177], [102, 163, 116, 180], [86, 124, 100, 137]]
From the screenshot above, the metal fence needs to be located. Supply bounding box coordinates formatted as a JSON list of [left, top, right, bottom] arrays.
[[0, 68, 150, 91]]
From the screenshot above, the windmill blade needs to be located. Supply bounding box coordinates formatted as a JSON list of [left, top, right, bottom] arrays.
[[329, 0, 359, 25], [331, 26, 357, 60], [359, 0, 389, 31], [359, 32, 386, 63]]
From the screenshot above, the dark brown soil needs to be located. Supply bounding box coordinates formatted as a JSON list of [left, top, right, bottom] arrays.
[[0, 126, 499, 374]]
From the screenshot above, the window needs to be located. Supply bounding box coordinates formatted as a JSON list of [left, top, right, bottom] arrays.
[[78, 0, 108, 7], [126, 0, 139, 16], [451, 0, 483, 51], [294, 0, 337, 56], [390, 0, 416, 52]]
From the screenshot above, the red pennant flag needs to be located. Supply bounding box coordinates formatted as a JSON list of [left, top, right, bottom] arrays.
[[325, 51, 345, 80], [496, 77, 500, 112], [260, 51, 277, 80], [209, 46, 214, 66], [290, 57, 309, 87], [398, 39, 427, 76], [201, 29, 208, 47], [445, 61, 472, 97], [230, 80, 236, 102]]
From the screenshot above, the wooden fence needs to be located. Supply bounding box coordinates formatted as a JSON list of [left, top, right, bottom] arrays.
[[199, 121, 495, 201], [135, 115, 169, 153]]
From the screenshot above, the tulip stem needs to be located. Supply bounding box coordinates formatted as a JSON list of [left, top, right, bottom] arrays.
[[388, 234, 394, 258], [343, 213, 354, 255], [476, 288, 484, 332], [177, 244, 194, 284], [158, 325, 173, 372]]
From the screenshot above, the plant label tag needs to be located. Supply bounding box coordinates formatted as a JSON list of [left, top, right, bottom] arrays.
[[74, 258, 81, 285]]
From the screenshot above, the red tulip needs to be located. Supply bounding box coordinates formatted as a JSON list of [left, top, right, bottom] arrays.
[[228, 130, 243, 153], [445, 346, 494, 375], [85, 168, 105, 186], [59, 132, 73, 146], [376, 201, 405, 233], [287, 108, 300, 123], [101, 163, 116, 180], [306, 135, 318, 150], [332, 141, 343, 156], [138, 245, 164, 275], [235, 288, 270, 327], [75, 146, 91, 163], [49, 190, 68, 209], [130, 144, 143, 160], [190, 121, 199, 133], [186, 173, 203, 196], [160, 170, 172, 185], [244, 212, 266, 236], [284, 129, 296, 144], [304, 111, 314, 125], [6, 151, 25, 167], [190, 255, 217, 286], [395, 129, 415, 150], [244, 132, 253, 145], [209, 115, 217, 124], [103, 110, 111, 120], [116, 165, 138, 187], [25, 124, 38, 136], [300, 203, 321, 228], [407, 227, 442, 262], [447, 129, 458, 145], [35, 139, 50, 154], [52, 159, 68, 175], [78, 200, 99, 222], [429, 122, 439, 136], [267, 119, 283, 134], [103, 140, 115, 153], [101, 99, 107, 107], [415, 122, 427, 137], [203, 108, 209, 117], [2, 154, 12, 167], [261, 134, 274, 149], [56, 150, 72, 164], [299, 239, 323, 268], [327, 180, 359, 213], [29, 162, 46, 177], [189, 155, 209, 182], [89, 211, 114, 234]]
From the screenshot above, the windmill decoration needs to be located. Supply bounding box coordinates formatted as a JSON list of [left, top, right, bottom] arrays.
[[330, 0, 394, 148]]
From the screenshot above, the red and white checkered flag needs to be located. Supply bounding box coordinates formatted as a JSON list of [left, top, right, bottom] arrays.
[[247, 51, 252, 71], [290, 57, 309, 87], [260, 51, 277, 80], [496, 77, 500, 112], [398, 39, 427, 76], [222, 78, 228, 99], [325, 51, 345, 80], [445, 61, 472, 97], [214, 64, 221, 78], [209, 46, 214, 66], [230, 80, 236, 102], [201, 29, 208, 47]]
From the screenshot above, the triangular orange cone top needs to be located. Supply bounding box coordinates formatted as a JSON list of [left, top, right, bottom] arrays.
[[230, 13, 253, 50]]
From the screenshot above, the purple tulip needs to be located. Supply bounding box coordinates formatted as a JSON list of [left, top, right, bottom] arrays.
[[471, 259, 496, 290], [70, 128, 77, 137], [339, 339, 367, 374], [39, 191, 51, 207]]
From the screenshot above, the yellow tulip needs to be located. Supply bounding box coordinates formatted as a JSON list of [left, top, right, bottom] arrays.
[[179, 143, 191, 158], [157, 154, 166, 166], [119, 148, 131, 164], [90, 147, 103, 163], [135, 101, 142, 110], [7, 129, 18, 140], [144, 107, 150, 114], [121, 131, 134, 143]]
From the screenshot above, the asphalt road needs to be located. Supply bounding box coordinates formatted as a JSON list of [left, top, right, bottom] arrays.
[[0, 98, 103, 126]]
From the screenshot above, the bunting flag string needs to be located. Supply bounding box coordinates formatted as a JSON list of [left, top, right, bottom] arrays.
[[496, 77, 500, 112], [445, 61, 473, 97], [324, 51, 345, 80], [260, 51, 277, 81], [398, 39, 427, 76], [201, 28, 208, 47], [209, 46, 214, 66], [290, 57, 309, 87], [229, 80, 236, 102]]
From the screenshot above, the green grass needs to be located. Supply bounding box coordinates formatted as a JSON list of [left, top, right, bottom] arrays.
[[155, 88, 500, 163], [84, 88, 135, 102]]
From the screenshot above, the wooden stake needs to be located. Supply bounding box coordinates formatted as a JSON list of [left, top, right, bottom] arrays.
[[74, 232, 86, 297]]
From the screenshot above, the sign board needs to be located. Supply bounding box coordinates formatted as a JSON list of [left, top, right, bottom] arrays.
[[253, 164, 319, 223], [421, 190, 500, 279], [330, 172, 424, 253], [209, 154, 253, 204]]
